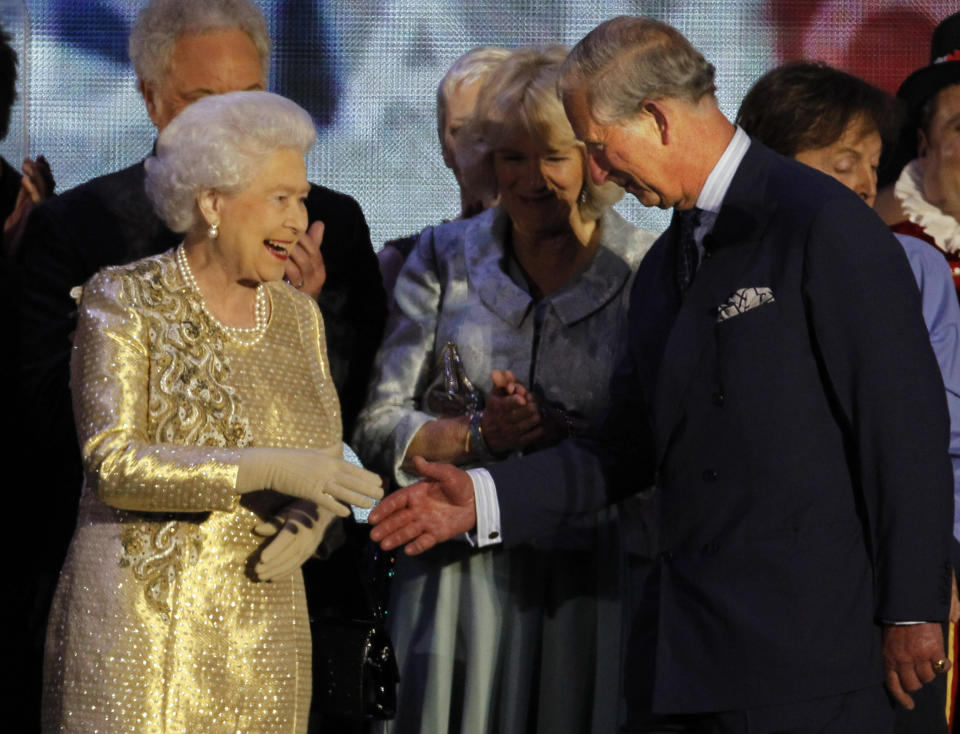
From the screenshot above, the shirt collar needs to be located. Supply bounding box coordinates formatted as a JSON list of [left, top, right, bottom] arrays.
[[695, 125, 750, 215]]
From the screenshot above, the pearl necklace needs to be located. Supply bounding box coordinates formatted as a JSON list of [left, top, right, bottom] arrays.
[[176, 245, 268, 345]]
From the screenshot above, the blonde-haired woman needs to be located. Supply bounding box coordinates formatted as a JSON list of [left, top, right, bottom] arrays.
[[355, 46, 657, 734]]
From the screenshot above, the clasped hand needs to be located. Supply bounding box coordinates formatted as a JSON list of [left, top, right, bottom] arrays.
[[253, 500, 343, 581], [481, 369, 542, 455], [482, 369, 581, 454]]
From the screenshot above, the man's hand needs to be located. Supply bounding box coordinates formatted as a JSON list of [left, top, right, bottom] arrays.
[[285, 221, 326, 298], [368, 456, 476, 555], [883, 622, 950, 709]]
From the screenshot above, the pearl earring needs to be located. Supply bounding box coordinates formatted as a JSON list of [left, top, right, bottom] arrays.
[[208, 222, 219, 239]]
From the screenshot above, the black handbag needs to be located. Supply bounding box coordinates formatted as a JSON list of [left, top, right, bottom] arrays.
[[314, 541, 399, 721]]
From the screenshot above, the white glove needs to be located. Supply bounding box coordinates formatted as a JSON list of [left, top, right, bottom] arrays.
[[252, 500, 344, 581], [237, 445, 383, 517]]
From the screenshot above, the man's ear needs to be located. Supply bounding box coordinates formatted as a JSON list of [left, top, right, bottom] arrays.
[[139, 78, 165, 129], [643, 101, 669, 145], [196, 189, 223, 231]]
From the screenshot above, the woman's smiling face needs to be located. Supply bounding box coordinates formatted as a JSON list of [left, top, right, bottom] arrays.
[[211, 147, 310, 284]]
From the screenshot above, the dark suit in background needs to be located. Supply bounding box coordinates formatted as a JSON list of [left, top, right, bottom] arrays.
[[488, 141, 954, 729]]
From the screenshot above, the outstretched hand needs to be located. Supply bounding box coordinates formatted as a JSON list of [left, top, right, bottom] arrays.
[[883, 622, 950, 709], [368, 456, 476, 555]]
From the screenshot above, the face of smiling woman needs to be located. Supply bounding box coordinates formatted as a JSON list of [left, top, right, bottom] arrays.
[[206, 147, 310, 285], [492, 125, 585, 237]]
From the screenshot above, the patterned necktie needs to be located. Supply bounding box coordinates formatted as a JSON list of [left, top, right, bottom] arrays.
[[675, 207, 702, 296]]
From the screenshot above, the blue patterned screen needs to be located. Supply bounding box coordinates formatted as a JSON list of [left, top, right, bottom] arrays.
[[1, 0, 955, 245]]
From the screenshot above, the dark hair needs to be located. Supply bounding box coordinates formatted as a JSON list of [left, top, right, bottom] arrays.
[[0, 26, 18, 141], [736, 61, 901, 157]]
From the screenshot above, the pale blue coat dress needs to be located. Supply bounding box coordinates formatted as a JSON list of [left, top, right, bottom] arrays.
[[354, 205, 657, 734]]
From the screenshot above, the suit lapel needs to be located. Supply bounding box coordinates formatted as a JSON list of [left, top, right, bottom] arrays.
[[651, 143, 778, 467]]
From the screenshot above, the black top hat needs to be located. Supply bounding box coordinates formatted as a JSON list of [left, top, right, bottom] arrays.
[[898, 11, 960, 111]]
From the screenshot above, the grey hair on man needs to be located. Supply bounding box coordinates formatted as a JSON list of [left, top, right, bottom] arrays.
[[560, 16, 716, 125], [145, 91, 314, 233], [435, 45, 511, 142], [129, 0, 271, 85]]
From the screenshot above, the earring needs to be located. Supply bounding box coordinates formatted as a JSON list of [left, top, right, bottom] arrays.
[[207, 222, 219, 239], [578, 189, 587, 205]]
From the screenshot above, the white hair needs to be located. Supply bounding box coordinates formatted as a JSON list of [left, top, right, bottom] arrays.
[[436, 46, 511, 142], [129, 0, 271, 85], [145, 91, 315, 233]]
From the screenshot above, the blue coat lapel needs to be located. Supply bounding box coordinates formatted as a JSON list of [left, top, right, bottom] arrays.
[[651, 142, 779, 467], [465, 206, 638, 328]]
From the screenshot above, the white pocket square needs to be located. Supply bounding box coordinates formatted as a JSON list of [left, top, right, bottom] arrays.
[[717, 287, 775, 322]]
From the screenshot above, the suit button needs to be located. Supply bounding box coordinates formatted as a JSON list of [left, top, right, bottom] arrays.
[[712, 391, 725, 406], [702, 469, 718, 482], [660, 550, 674, 560]]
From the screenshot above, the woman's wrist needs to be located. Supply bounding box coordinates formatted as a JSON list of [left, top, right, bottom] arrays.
[[465, 409, 496, 462]]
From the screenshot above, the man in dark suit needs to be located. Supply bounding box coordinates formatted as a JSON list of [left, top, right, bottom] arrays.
[[13, 1, 385, 731], [369, 16, 953, 732]]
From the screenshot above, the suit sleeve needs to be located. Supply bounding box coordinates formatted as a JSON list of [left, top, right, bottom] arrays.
[[803, 200, 953, 622], [71, 271, 242, 513], [490, 266, 657, 547]]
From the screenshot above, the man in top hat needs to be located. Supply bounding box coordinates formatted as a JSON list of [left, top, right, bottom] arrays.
[[876, 12, 960, 293]]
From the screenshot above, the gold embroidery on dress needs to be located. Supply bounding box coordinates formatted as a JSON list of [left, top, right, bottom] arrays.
[[113, 257, 253, 449], [107, 254, 252, 607], [119, 521, 202, 620]]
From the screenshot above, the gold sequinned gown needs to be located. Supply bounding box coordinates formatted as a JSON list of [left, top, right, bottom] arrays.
[[42, 250, 342, 733]]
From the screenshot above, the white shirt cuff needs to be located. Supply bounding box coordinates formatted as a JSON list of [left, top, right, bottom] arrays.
[[466, 467, 502, 547]]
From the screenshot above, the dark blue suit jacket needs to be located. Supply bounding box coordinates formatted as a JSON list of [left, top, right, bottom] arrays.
[[489, 141, 954, 714]]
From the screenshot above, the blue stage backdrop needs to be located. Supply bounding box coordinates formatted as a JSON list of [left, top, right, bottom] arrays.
[[0, 0, 954, 245]]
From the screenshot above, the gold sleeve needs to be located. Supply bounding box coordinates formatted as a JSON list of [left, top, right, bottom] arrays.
[[70, 271, 241, 513]]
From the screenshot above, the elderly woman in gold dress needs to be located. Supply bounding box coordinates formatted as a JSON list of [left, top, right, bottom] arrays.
[[42, 91, 383, 734]]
